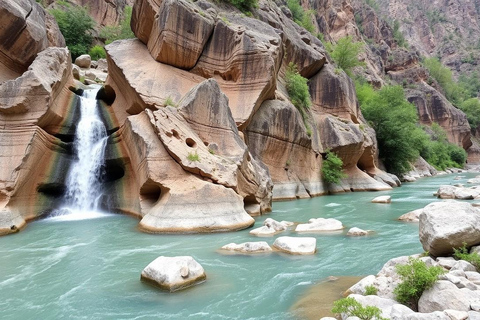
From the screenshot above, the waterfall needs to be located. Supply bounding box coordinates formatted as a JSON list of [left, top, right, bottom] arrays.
[[49, 86, 111, 221]]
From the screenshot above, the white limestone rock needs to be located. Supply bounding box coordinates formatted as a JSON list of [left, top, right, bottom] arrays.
[[419, 201, 480, 256], [272, 236, 316, 255], [417, 280, 471, 313], [346, 227, 370, 236], [249, 218, 290, 236], [398, 209, 423, 222], [221, 241, 272, 253], [140, 256, 206, 292], [295, 218, 343, 232], [74, 54, 91, 68], [371, 195, 391, 203]]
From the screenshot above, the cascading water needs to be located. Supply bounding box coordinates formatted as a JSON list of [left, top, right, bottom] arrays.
[[49, 86, 110, 220]]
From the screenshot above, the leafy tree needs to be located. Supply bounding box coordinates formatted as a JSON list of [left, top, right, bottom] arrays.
[[322, 150, 346, 184], [459, 98, 480, 129], [423, 57, 463, 104], [99, 6, 135, 44], [359, 84, 425, 175], [49, 5, 95, 59], [285, 63, 311, 122], [332, 297, 386, 320], [394, 257, 445, 310], [393, 20, 407, 48], [328, 36, 364, 76]]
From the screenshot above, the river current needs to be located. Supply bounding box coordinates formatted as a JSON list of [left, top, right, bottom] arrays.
[[0, 173, 475, 319]]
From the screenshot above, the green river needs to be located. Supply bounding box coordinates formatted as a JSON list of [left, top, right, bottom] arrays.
[[0, 173, 474, 319]]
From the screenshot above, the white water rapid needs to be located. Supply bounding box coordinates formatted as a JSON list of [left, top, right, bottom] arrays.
[[49, 86, 111, 221]]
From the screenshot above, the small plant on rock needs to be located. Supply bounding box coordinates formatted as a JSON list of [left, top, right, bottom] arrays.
[[285, 62, 311, 126], [453, 242, 480, 271], [187, 152, 200, 162], [321, 150, 346, 184], [332, 297, 386, 320], [364, 285, 377, 296], [394, 257, 445, 310]]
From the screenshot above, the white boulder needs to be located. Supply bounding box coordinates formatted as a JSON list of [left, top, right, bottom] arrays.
[[272, 236, 316, 255], [74, 54, 91, 68], [140, 256, 206, 292], [249, 218, 290, 236], [347, 227, 370, 236], [295, 218, 343, 232], [398, 209, 423, 222], [371, 195, 391, 203], [419, 201, 480, 256], [221, 241, 272, 253], [418, 280, 471, 313]]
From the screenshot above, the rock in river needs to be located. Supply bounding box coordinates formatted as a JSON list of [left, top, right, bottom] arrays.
[[140, 256, 206, 292], [272, 236, 316, 255]]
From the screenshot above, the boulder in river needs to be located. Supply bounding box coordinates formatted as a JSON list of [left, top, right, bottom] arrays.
[[273, 236, 316, 255], [398, 209, 423, 222], [221, 242, 272, 253], [346, 227, 370, 236], [249, 218, 290, 236], [371, 195, 391, 203], [295, 218, 343, 232], [419, 201, 480, 256], [140, 256, 206, 292]]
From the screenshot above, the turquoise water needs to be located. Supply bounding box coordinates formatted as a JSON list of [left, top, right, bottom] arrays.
[[0, 173, 474, 319]]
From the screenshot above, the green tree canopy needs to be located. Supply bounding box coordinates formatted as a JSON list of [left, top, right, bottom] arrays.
[[328, 36, 364, 76]]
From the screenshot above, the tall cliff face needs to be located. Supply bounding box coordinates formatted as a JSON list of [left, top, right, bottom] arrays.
[[307, 0, 476, 162]]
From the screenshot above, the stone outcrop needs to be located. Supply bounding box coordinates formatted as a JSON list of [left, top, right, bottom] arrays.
[[0, 0, 65, 82], [372, 195, 392, 203], [419, 201, 480, 256], [434, 185, 480, 200], [140, 256, 206, 292]]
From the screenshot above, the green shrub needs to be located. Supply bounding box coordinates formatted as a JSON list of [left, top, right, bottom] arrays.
[[225, 0, 258, 12], [49, 5, 95, 59], [89, 45, 106, 60], [99, 6, 135, 44], [286, 0, 315, 32], [328, 36, 364, 76], [394, 257, 445, 310], [393, 20, 407, 48], [321, 150, 346, 184], [187, 152, 200, 162], [285, 63, 311, 123], [365, 285, 377, 296], [332, 297, 386, 320], [164, 96, 176, 107], [420, 123, 467, 170], [453, 243, 480, 271], [459, 98, 480, 129]]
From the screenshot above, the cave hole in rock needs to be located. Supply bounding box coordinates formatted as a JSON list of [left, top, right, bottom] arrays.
[[96, 85, 116, 105], [101, 159, 125, 183], [204, 141, 209, 146], [37, 183, 67, 197], [172, 129, 180, 140], [140, 183, 163, 210], [186, 138, 196, 148], [68, 86, 84, 96]]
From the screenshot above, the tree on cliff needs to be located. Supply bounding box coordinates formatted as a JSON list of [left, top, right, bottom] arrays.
[[328, 36, 364, 76], [49, 5, 95, 59]]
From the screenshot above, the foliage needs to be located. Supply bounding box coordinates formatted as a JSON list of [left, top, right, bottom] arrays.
[[328, 36, 364, 76], [285, 63, 311, 123], [394, 257, 445, 310], [164, 97, 176, 107], [286, 0, 315, 32], [423, 57, 463, 104], [357, 83, 425, 175], [453, 243, 480, 271], [99, 6, 135, 45], [321, 150, 346, 184], [393, 20, 407, 48], [89, 45, 106, 60], [49, 5, 95, 59], [365, 285, 378, 296], [421, 123, 467, 170], [187, 152, 200, 162], [225, 0, 258, 12], [332, 297, 386, 320], [459, 98, 480, 129]]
